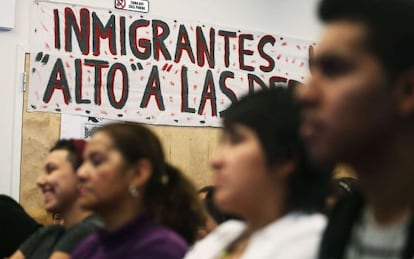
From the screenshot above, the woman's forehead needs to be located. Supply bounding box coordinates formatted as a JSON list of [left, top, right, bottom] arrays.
[[87, 132, 115, 151]]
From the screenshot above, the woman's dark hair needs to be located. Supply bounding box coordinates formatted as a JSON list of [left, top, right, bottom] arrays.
[[50, 139, 86, 170], [222, 87, 330, 213], [94, 123, 205, 245], [318, 0, 414, 80], [198, 185, 240, 224]]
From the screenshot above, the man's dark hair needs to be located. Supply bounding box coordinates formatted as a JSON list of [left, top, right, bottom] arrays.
[[319, 0, 414, 79], [50, 139, 85, 170]]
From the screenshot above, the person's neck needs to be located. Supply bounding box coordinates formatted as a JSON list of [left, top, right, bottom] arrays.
[[62, 201, 92, 228], [244, 190, 287, 233], [100, 197, 141, 232], [353, 136, 414, 226], [359, 174, 412, 226]]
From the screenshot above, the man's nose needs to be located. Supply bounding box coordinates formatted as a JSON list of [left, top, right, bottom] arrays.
[[295, 77, 321, 110]]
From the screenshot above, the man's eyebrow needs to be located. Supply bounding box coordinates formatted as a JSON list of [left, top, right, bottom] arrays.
[[310, 52, 352, 67], [313, 52, 349, 62]]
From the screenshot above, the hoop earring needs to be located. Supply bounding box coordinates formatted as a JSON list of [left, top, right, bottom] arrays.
[[128, 185, 139, 198]]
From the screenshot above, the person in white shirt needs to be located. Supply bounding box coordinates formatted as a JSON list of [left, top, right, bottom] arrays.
[[185, 87, 330, 259]]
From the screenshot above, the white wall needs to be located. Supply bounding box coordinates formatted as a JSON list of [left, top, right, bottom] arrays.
[[0, 0, 30, 200], [0, 0, 321, 200]]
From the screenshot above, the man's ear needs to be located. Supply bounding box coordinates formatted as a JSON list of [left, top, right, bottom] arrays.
[[129, 158, 152, 188], [395, 68, 414, 117]]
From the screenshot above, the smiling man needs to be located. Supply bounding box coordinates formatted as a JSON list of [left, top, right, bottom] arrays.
[[297, 0, 414, 258]]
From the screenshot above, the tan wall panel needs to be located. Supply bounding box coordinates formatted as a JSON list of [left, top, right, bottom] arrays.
[[20, 54, 61, 224], [176, 126, 217, 187], [148, 125, 221, 188]]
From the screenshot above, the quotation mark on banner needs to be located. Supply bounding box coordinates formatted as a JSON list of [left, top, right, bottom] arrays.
[[35, 52, 50, 65], [162, 63, 173, 72], [131, 63, 143, 71], [32, 52, 50, 73]]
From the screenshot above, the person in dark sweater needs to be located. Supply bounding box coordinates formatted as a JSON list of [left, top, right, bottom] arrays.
[[0, 194, 41, 258], [72, 122, 205, 259]]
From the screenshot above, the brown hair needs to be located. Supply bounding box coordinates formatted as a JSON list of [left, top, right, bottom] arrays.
[[95, 122, 205, 244]]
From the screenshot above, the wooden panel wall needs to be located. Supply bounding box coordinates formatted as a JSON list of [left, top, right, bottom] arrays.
[[20, 55, 61, 223]]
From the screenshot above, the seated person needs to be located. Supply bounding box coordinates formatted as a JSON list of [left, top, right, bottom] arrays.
[[72, 123, 205, 259], [0, 194, 41, 258], [10, 139, 101, 259], [185, 87, 330, 259]]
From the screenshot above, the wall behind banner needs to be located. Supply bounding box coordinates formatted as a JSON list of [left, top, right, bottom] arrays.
[[1, 0, 322, 222]]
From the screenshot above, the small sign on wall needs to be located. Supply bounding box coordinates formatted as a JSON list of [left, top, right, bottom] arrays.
[[115, 0, 149, 13]]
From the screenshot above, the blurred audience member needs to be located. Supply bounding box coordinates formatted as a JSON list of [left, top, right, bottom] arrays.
[[0, 194, 41, 258], [72, 123, 205, 259], [9, 139, 100, 259], [185, 87, 329, 259], [297, 0, 414, 257]]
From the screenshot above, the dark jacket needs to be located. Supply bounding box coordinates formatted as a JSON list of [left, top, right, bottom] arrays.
[[318, 191, 414, 259], [0, 194, 42, 258]]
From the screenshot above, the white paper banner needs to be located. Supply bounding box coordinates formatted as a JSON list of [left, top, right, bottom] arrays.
[[29, 2, 314, 127]]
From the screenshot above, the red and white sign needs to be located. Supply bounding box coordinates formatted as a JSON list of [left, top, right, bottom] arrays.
[[115, 0, 149, 13]]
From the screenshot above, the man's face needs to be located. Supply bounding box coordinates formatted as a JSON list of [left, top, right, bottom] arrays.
[[297, 21, 396, 166]]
